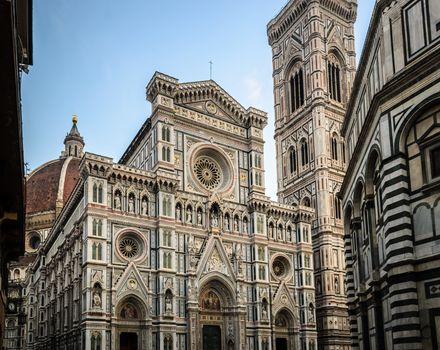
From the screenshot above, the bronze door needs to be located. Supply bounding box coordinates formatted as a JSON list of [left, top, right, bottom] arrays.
[[203, 325, 221, 350], [120, 332, 138, 350], [276, 338, 287, 350]]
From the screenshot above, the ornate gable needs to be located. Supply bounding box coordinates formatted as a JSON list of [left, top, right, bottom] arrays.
[[113, 262, 150, 302], [146, 72, 268, 129], [196, 236, 236, 281], [272, 281, 297, 316]]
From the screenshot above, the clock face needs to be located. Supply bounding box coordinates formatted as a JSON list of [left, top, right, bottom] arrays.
[[8, 302, 15, 311]]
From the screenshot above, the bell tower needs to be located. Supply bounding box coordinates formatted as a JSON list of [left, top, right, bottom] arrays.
[[268, 1, 357, 349]]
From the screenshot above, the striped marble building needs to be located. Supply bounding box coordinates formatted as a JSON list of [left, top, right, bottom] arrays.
[[340, 0, 440, 349]]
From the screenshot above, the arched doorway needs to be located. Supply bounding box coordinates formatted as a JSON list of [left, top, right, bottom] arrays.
[[197, 278, 238, 350], [274, 309, 296, 350], [113, 296, 150, 350]]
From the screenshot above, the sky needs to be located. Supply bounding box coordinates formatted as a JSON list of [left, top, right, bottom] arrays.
[[22, 0, 375, 200]]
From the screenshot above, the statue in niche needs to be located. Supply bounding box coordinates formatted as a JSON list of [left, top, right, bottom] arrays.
[[197, 209, 203, 225], [128, 196, 135, 213], [176, 205, 181, 221], [114, 193, 121, 210], [189, 254, 197, 270], [308, 303, 315, 322], [243, 220, 248, 234], [186, 207, 192, 223], [92, 291, 102, 308], [165, 293, 172, 313], [141, 198, 148, 215], [234, 217, 239, 231], [262, 302, 268, 320], [211, 211, 219, 228], [225, 216, 230, 230], [238, 256, 243, 275]]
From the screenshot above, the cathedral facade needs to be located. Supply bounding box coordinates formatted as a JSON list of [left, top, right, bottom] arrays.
[[267, 1, 357, 349], [340, 0, 440, 349], [17, 72, 317, 350]]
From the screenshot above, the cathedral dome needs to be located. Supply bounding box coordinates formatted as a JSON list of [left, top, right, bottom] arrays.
[[26, 117, 84, 219], [25, 157, 81, 215]]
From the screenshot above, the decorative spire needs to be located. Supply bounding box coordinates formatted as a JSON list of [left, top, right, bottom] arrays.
[[62, 114, 85, 158]]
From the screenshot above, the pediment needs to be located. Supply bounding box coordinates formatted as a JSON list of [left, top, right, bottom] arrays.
[[197, 236, 236, 280], [327, 24, 344, 49], [114, 262, 149, 300], [174, 81, 260, 127], [182, 100, 241, 125], [272, 281, 297, 315]]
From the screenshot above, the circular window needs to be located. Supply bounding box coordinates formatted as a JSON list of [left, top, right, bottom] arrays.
[[30, 235, 41, 250], [272, 255, 291, 279], [193, 157, 223, 190], [119, 237, 140, 259], [116, 231, 146, 261], [190, 145, 234, 193]]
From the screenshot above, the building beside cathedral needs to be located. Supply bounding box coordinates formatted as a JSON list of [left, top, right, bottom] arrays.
[[15, 72, 317, 350], [267, 0, 357, 349], [339, 0, 440, 349]]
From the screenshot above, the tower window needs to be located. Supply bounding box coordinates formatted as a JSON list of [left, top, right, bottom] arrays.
[[331, 136, 338, 161], [301, 139, 309, 166], [290, 68, 305, 113], [289, 147, 297, 173], [328, 60, 342, 102], [162, 126, 171, 142]]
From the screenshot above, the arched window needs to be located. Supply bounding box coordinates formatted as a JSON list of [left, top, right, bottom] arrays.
[[162, 146, 166, 161], [93, 183, 98, 202], [331, 135, 338, 161], [334, 197, 342, 220], [92, 243, 97, 260], [97, 220, 103, 236], [289, 147, 297, 173], [98, 184, 103, 203], [163, 252, 172, 269], [166, 147, 171, 162], [163, 231, 172, 247], [328, 56, 342, 102], [91, 333, 102, 350], [162, 126, 166, 141], [258, 246, 265, 261], [74, 145, 78, 157], [164, 334, 173, 350], [290, 67, 305, 113], [301, 139, 309, 166], [98, 243, 102, 260]]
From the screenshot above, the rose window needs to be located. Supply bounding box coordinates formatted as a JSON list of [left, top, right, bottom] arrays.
[[272, 256, 290, 279], [193, 157, 223, 190], [119, 236, 140, 259]]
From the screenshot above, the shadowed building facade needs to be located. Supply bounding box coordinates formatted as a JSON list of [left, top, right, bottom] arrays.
[[340, 0, 440, 349]]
